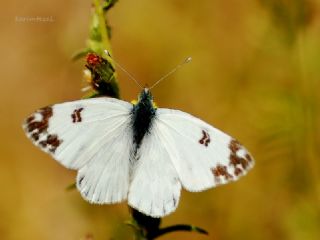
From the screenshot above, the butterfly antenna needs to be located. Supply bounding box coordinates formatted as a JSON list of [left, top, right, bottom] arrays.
[[149, 56, 192, 90], [104, 50, 143, 89]]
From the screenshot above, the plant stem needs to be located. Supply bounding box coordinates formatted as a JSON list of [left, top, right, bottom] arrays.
[[93, 0, 112, 54]]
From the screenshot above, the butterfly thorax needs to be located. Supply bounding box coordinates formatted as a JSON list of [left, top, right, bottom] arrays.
[[131, 88, 156, 149]]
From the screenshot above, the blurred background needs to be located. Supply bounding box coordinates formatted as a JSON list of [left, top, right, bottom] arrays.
[[1, 0, 320, 239]]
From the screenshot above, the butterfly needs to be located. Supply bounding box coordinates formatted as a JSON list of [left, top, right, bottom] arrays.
[[22, 86, 254, 218]]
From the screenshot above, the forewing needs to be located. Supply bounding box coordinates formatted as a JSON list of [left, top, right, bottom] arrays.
[[156, 108, 254, 192], [128, 123, 181, 217], [23, 97, 132, 170]]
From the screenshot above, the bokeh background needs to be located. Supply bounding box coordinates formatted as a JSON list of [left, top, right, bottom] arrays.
[[1, 0, 320, 239]]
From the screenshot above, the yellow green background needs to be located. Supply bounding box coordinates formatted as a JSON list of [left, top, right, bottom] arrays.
[[1, 0, 319, 239]]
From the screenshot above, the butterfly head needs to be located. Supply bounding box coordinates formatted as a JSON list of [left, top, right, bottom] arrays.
[[138, 88, 153, 103], [131, 88, 157, 108]]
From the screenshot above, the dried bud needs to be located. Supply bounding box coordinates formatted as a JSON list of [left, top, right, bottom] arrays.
[[86, 53, 103, 66], [84, 52, 119, 98]]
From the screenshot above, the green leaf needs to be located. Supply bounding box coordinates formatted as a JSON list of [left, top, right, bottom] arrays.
[[71, 48, 91, 61], [102, 0, 118, 11]]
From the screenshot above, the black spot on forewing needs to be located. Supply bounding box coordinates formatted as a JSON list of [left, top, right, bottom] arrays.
[[71, 107, 84, 123], [26, 106, 52, 135], [24, 106, 63, 153], [39, 134, 62, 153], [31, 133, 39, 141], [25, 106, 53, 142], [210, 139, 254, 184], [212, 164, 233, 182], [234, 167, 243, 176], [26, 115, 35, 124], [228, 138, 253, 175], [199, 130, 210, 147]]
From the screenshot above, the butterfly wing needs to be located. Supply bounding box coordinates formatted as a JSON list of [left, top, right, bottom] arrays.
[[76, 120, 133, 203], [154, 108, 254, 192], [128, 122, 181, 217], [23, 97, 133, 203]]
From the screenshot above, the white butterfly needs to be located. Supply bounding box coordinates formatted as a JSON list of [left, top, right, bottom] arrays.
[[23, 88, 254, 217]]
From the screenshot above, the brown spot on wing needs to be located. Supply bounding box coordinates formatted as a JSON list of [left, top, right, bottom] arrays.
[[26, 115, 35, 124], [245, 153, 253, 163], [234, 167, 243, 176], [212, 164, 233, 181], [71, 108, 84, 123], [38, 134, 62, 153], [199, 130, 210, 147], [26, 107, 53, 134], [31, 132, 39, 141], [230, 154, 249, 169], [228, 138, 252, 172], [229, 139, 241, 153], [25, 106, 63, 153]]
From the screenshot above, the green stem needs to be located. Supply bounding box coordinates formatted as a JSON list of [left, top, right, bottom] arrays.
[[93, 0, 112, 54], [148, 224, 208, 239]]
